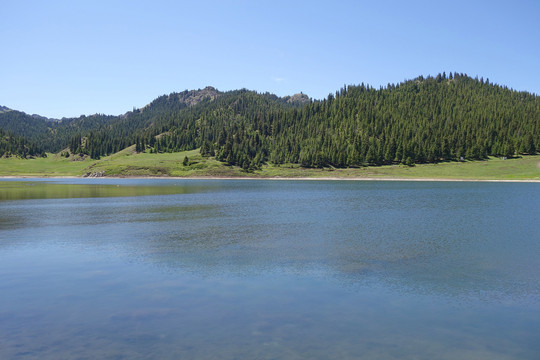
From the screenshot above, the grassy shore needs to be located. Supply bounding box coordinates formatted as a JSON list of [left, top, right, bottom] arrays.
[[1, 147, 539, 181]]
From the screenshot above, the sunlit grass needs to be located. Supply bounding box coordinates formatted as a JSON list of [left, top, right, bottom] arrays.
[[0, 152, 94, 177], [1, 148, 539, 180], [257, 156, 540, 180]]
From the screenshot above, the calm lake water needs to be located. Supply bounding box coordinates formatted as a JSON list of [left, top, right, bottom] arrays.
[[0, 179, 539, 359]]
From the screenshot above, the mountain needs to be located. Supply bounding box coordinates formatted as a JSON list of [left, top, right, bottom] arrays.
[[0, 110, 54, 145], [0, 106, 57, 121], [67, 87, 311, 158], [151, 74, 539, 169], [0, 87, 308, 158], [0, 109, 116, 153], [88, 74, 539, 169], [1, 74, 538, 167], [256, 74, 539, 167]]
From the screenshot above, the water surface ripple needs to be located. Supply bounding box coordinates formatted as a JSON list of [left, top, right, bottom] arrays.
[[1, 179, 539, 359]]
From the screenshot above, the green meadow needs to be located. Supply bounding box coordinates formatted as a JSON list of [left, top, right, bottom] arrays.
[[1, 147, 539, 181]]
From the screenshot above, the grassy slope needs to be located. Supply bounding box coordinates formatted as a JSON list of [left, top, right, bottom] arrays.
[[258, 156, 540, 180], [0, 152, 94, 177], [0, 147, 539, 180]]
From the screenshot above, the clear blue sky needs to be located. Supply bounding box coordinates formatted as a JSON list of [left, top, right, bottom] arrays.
[[2, 0, 539, 119]]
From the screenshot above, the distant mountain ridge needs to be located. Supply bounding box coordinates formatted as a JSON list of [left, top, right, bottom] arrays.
[[0, 87, 311, 155]]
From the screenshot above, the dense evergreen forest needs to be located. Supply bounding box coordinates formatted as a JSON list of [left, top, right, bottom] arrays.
[[1, 73, 538, 167], [0, 128, 45, 158], [0, 110, 117, 154]]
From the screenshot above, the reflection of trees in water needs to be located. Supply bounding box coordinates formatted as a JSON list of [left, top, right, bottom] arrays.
[[0, 181, 208, 201], [2, 179, 539, 302]]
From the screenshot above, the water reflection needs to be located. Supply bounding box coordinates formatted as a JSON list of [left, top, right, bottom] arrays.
[[2, 179, 538, 300], [1, 179, 539, 359], [0, 179, 214, 201]]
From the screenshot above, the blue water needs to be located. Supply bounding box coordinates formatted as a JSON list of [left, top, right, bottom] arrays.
[[1, 179, 539, 359]]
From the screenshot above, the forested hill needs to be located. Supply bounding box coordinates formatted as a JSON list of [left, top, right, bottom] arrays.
[[254, 73, 539, 168], [0, 109, 118, 153], [0, 87, 310, 157], [0, 127, 45, 158], [1, 73, 538, 168], [105, 73, 539, 169]]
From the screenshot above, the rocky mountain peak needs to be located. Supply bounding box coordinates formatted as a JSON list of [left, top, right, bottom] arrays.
[[284, 92, 310, 105], [171, 86, 221, 107]]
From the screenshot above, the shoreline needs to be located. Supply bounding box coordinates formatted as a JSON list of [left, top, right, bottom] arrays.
[[1, 175, 539, 183]]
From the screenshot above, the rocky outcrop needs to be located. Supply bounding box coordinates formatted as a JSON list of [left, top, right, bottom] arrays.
[[83, 171, 105, 178], [173, 86, 221, 107], [284, 93, 310, 106]]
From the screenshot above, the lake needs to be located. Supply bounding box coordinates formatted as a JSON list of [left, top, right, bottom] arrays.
[[0, 179, 539, 359]]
